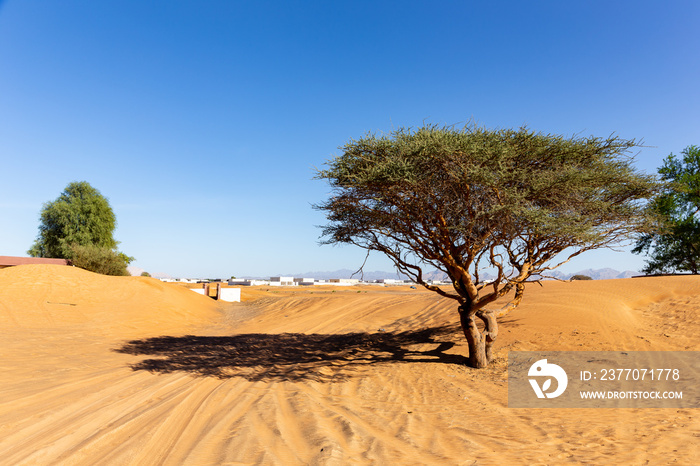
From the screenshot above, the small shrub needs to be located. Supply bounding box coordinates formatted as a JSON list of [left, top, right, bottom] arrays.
[[570, 275, 593, 281], [68, 243, 133, 276]]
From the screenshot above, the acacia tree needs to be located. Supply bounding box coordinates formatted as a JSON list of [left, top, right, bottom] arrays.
[[633, 145, 700, 274], [315, 125, 658, 368], [28, 181, 133, 276]]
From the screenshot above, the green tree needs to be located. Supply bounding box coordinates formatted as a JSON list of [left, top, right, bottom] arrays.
[[28, 181, 133, 275], [633, 145, 700, 274], [315, 124, 658, 368]]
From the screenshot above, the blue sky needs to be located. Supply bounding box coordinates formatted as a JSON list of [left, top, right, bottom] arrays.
[[1, 1, 698, 278]]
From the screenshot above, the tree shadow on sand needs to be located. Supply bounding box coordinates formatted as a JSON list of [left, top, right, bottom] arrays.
[[115, 325, 466, 382]]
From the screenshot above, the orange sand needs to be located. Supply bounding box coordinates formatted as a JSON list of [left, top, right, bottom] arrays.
[[0, 264, 697, 464]]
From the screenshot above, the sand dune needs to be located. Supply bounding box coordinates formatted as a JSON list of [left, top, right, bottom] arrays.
[[0, 265, 697, 464]]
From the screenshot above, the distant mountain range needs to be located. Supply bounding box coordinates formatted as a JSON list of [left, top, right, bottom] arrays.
[[132, 267, 640, 281], [287, 269, 444, 282], [287, 268, 640, 281], [544, 268, 639, 280]]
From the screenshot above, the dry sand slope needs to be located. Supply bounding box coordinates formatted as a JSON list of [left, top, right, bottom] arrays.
[[0, 264, 698, 465]]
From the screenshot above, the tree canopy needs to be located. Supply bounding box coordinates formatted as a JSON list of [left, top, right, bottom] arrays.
[[315, 124, 659, 367], [28, 181, 133, 276], [633, 145, 700, 274]]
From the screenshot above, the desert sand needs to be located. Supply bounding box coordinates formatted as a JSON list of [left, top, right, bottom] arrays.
[[0, 264, 697, 465]]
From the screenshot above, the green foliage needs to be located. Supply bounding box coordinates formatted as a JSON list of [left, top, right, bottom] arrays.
[[570, 275, 593, 280], [633, 145, 700, 274], [69, 243, 134, 276], [28, 181, 134, 276], [141, 271, 151, 277], [316, 124, 659, 306], [29, 181, 117, 258]]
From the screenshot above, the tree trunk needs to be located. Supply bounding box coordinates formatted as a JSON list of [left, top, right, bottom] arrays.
[[477, 309, 498, 363], [457, 282, 523, 368], [458, 304, 490, 368]]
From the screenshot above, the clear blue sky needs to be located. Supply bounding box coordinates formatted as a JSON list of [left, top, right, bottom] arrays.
[[1, 1, 698, 278]]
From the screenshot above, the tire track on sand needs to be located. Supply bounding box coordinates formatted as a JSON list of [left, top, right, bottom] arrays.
[[294, 382, 448, 464]]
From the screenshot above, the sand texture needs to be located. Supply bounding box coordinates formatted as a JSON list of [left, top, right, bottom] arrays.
[[0, 264, 698, 465]]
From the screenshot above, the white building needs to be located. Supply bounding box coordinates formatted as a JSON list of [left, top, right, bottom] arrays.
[[160, 278, 200, 283], [270, 276, 295, 286], [427, 279, 450, 286], [329, 278, 360, 286], [228, 278, 270, 286], [377, 278, 406, 285], [177, 278, 200, 284], [294, 277, 315, 286]]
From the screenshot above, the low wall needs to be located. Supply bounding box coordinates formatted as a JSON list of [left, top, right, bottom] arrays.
[[219, 288, 241, 302], [190, 285, 240, 302]]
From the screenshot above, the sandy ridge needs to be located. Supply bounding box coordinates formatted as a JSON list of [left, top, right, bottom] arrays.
[[0, 265, 697, 464]]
